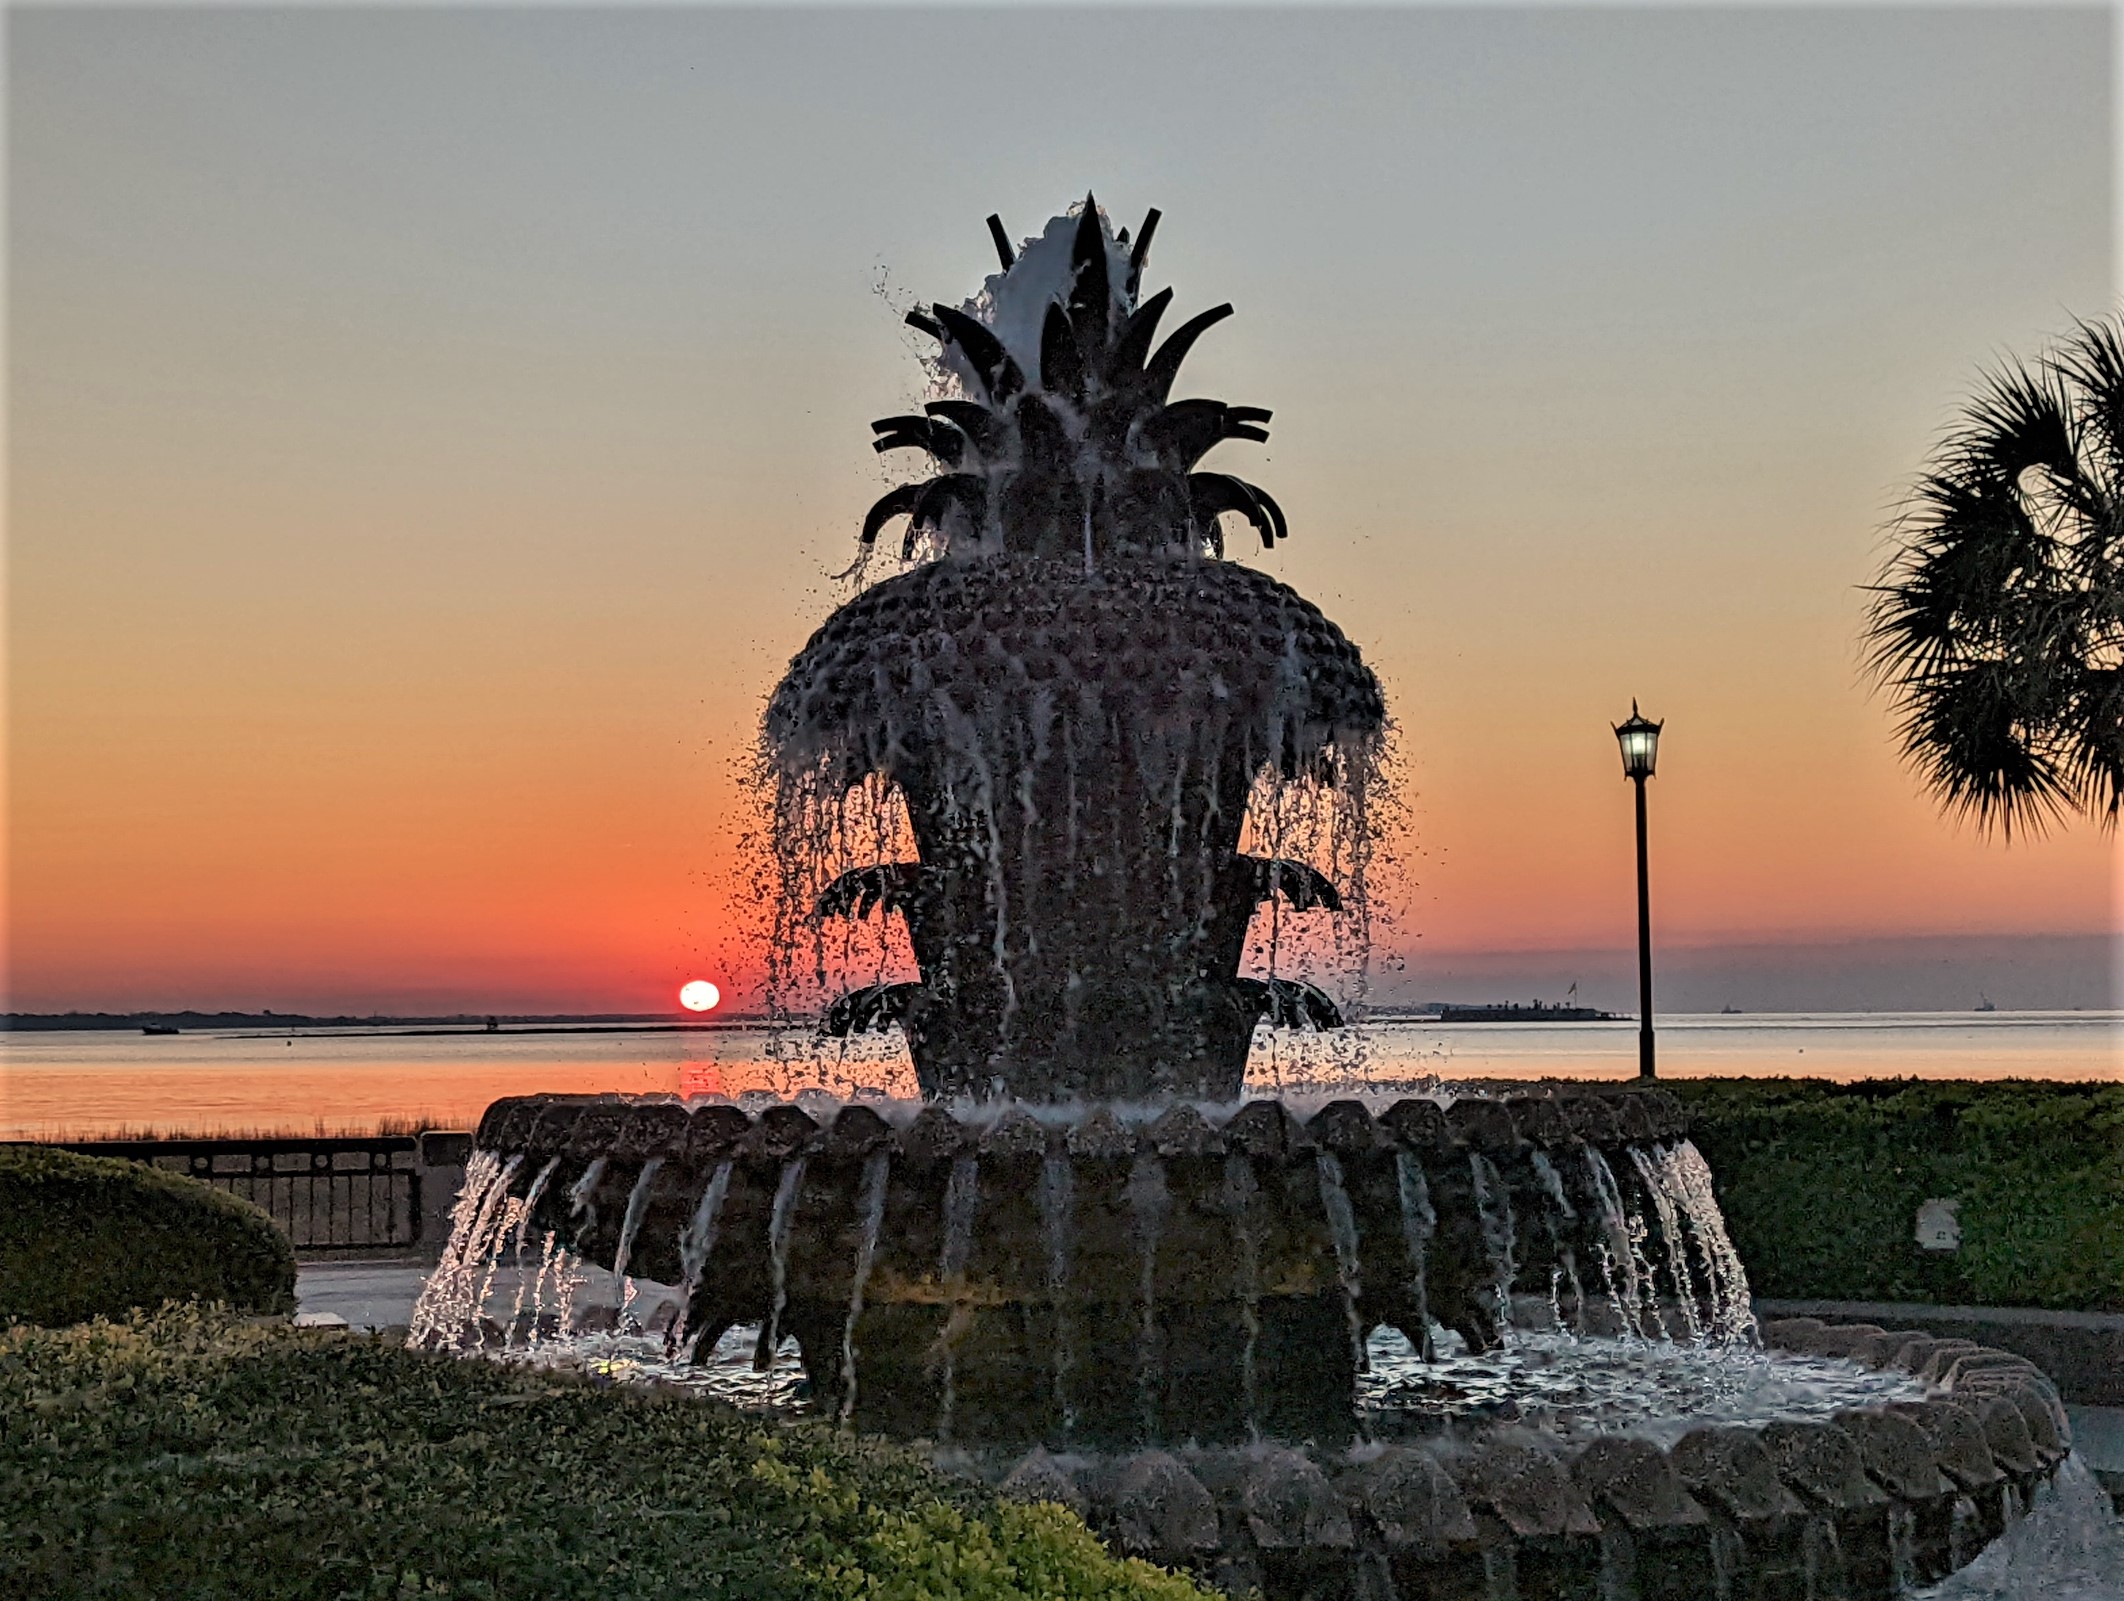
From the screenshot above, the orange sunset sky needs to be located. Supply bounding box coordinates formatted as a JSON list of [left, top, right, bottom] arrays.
[[7, 7, 2118, 1016]]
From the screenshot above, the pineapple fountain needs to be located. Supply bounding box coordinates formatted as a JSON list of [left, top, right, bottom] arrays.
[[428, 202, 2076, 1600]]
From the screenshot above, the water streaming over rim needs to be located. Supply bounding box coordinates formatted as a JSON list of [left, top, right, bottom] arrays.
[[1709, 1522, 1743, 1601], [1891, 1503, 1920, 1596], [515, 1156, 561, 1248], [1126, 1151, 1171, 1442], [1585, 1145, 1667, 1341], [1915, 1457, 2124, 1600], [610, 1159, 662, 1278], [1580, 1146, 1641, 1341], [668, 1158, 735, 1355], [837, 1149, 892, 1427], [755, 1158, 806, 1372], [1038, 1151, 1079, 1440], [934, 1151, 982, 1443], [1316, 1150, 1369, 1375], [1223, 1150, 1266, 1434], [567, 1155, 608, 1218], [409, 1149, 519, 1350], [525, 1230, 556, 1346], [1467, 1151, 1518, 1334], [551, 1239, 589, 1341], [1662, 1138, 1760, 1346], [1528, 1148, 1588, 1337], [1392, 1149, 1438, 1363], [1630, 1143, 1704, 1343]]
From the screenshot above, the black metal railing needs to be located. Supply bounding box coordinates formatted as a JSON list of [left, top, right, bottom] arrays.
[[45, 1136, 425, 1250]]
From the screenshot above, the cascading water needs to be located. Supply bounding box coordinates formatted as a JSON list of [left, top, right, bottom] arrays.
[[1039, 1150, 1078, 1439], [431, 1090, 2091, 1601], [1317, 1150, 1369, 1374], [1528, 1148, 1587, 1335], [525, 1231, 556, 1345], [1393, 1149, 1437, 1362], [1467, 1151, 1518, 1334], [837, 1149, 892, 1426], [669, 1158, 734, 1355], [1126, 1152, 1171, 1441], [507, 1154, 562, 1340], [1224, 1150, 1265, 1431], [756, 1158, 805, 1371], [935, 1151, 981, 1442], [1661, 1139, 1759, 1346], [1586, 1145, 1668, 1340], [1630, 1143, 1704, 1343], [409, 1149, 520, 1351], [608, 1156, 665, 1329]]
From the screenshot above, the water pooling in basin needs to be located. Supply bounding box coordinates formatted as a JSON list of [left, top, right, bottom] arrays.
[[1361, 1328, 1931, 1444], [465, 1305, 1935, 1450]]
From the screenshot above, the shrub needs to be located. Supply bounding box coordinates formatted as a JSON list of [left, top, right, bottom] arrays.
[[0, 1308, 1212, 1601], [1672, 1079, 2124, 1312], [0, 1144, 296, 1326]]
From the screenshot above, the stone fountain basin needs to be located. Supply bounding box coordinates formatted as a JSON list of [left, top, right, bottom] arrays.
[[954, 1324, 2072, 1601], [951, 1323, 2074, 1600], [473, 1087, 1718, 1448], [461, 1313, 2071, 1601], [454, 1090, 2076, 1599]]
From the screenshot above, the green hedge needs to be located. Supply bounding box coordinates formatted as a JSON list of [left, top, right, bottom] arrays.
[[0, 1145, 296, 1326], [1671, 1079, 2124, 1312], [0, 1309, 1211, 1601]]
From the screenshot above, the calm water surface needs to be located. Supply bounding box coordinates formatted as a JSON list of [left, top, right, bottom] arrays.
[[4, 1011, 2114, 1139]]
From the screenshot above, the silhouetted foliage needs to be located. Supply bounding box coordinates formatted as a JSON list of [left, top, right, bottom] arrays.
[[1867, 316, 2124, 835]]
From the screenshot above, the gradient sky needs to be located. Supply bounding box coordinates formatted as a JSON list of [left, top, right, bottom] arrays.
[[7, 5, 2118, 1015]]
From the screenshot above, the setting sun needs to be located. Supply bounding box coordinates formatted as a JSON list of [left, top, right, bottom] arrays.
[[678, 980, 720, 1012]]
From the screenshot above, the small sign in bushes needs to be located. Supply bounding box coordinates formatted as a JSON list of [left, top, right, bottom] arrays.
[[1673, 1079, 2122, 1313], [1915, 1197, 1962, 1252]]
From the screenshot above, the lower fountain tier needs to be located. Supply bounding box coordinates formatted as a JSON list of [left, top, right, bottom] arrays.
[[473, 1086, 1729, 1449], [959, 1337, 2072, 1601]]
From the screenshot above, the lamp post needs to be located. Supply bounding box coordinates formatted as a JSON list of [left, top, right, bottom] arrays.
[[1613, 702, 1663, 1080]]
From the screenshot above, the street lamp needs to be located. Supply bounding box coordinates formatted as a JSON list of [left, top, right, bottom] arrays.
[[1613, 701, 1663, 1080]]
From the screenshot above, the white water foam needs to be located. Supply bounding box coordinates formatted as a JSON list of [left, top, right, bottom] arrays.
[[1362, 1326, 1928, 1446], [1916, 1457, 2124, 1601]]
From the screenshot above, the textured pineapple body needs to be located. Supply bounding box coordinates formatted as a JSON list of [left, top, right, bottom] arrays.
[[769, 552, 1383, 1100]]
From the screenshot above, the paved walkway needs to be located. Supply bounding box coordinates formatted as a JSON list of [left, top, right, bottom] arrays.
[[295, 1261, 431, 1330], [295, 1258, 643, 1331]]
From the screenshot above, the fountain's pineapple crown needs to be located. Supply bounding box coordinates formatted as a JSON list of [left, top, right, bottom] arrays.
[[864, 196, 1286, 563], [770, 197, 1384, 792]]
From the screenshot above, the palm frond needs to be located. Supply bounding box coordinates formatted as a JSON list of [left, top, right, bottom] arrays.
[[1867, 314, 2124, 835], [2051, 317, 2124, 516]]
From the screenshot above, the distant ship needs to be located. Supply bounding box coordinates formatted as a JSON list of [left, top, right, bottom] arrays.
[[1435, 998, 1621, 1024], [141, 1023, 180, 1036], [1975, 994, 1996, 1013], [1720, 1004, 1743, 1015]]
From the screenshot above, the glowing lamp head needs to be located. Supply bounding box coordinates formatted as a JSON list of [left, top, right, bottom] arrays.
[[1613, 700, 1663, 780], [679, 980, 721, 1013]]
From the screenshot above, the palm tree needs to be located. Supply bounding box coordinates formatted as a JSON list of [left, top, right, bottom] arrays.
[[1867, 317, 2124, 836]]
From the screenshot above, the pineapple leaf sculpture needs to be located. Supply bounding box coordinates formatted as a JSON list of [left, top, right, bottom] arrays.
[[768, 200, 1384, 1102], [863, 197, 1288, 562]]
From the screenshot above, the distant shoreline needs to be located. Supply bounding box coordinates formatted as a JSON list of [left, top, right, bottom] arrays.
[[5, 1005, 2107, 1036], [1, 1011, 767, 1033]]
